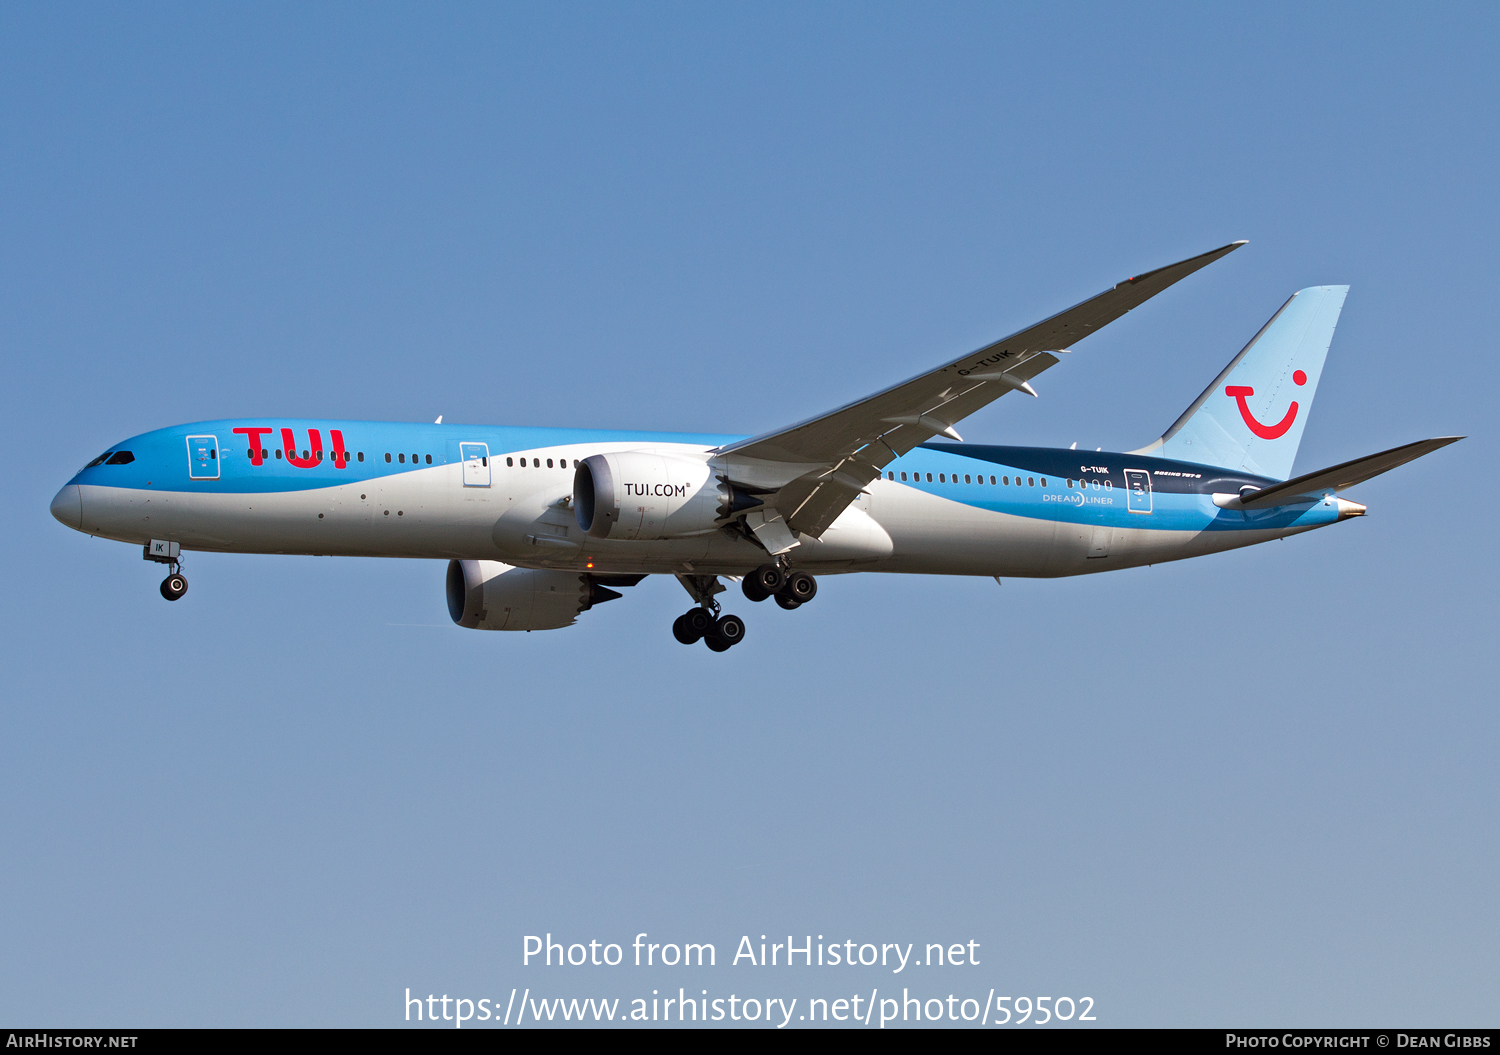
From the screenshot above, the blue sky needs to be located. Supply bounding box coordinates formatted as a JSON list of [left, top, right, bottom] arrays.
[[2, 3, 1495, 1027]]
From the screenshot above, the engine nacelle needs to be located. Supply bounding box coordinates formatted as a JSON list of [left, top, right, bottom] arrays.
[[573, 450, 722, 541], [446, 560, 618, 631]]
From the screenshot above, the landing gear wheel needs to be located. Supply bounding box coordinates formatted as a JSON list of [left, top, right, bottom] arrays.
[[706, 613, 746, 649], [673, 607, 713, 643], [747, 564, 784, 599], [780, 570, 817, 604], [774, 592, 801, 610], [160, 573, 188, 601]]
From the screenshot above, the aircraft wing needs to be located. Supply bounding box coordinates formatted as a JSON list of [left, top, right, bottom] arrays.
[[1237, 436, 1464, 509], [716, 240, 1246, 539]]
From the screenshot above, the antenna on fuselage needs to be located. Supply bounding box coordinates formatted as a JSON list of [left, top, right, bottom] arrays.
[[434, 415, 443, 424]]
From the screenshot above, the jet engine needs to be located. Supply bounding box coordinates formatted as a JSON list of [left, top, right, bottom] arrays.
[[446, 560, 621, 631], [572, 451, 725, 541]]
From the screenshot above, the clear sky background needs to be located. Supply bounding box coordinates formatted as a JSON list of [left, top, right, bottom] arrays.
[[2, 2, 1495, 1028]]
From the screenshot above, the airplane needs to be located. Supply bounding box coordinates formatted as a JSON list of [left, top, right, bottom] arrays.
[[49, 241, 1461, 652]]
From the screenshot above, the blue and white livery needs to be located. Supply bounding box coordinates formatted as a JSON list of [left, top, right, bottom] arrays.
[[49, 242, 1461, 651]]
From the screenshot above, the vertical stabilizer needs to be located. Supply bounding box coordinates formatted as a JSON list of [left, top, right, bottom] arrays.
[[1132, 285, 1348, 480]]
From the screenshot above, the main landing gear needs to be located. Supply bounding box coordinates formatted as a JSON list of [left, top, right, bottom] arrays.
[[672, 572, 747, 651], [670, 564, 817, 652], [741, 563, 817, 609], [672, 608, 746, 651]]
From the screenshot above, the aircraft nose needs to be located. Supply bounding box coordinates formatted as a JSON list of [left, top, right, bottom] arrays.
[[50, 484, 82, 530]]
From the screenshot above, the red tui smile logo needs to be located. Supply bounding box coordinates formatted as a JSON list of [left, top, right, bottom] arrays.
[[1226, 369, 1307, 440]]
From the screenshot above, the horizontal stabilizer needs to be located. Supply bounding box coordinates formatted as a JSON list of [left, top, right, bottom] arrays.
[[1237, 436, 1463, 509]]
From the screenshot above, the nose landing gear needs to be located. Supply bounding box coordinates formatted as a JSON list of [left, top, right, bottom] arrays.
[[160, 572, 188, 601], [144, 539, 187, 601]]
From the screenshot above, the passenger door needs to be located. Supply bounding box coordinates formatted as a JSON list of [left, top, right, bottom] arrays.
[[186, 435, 220, 480], [1124, 469, 1152, 514]]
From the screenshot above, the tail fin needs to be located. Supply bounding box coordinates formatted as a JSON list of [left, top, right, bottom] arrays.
[[1132, 285, 1348, 480]]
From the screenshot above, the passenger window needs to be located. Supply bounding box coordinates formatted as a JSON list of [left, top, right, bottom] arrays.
[[276, 450, 283, 459], [506, 457, 514, 467], [1028, 477, 1034, 486], [399, 453, 406, 463], [939, 474, 945, 483], [1040, 478, 1046, 487], [482, 457, 488, 466], [384, 453, 391, 463], [561, 459, 568, 468], [105, 451, 135, 465], [990, 476, 996, 485], [900, 472, 907, 481], [1105, 480, 1112, 489], [1067, 479, 1073, 487], [532, 458, 539, 468], [426, 455, 432, 464], [926, 473, 933, 482], [547, 458, 553, 468], [358, 452, 364, 461], [209, 449, 216, 460], [965, 475, 971, 484], [1002, 476, 1008, 485]]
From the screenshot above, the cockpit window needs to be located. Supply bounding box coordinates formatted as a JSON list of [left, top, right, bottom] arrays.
[[105, 451, 135, 465], [84, 452, 113, 468]]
